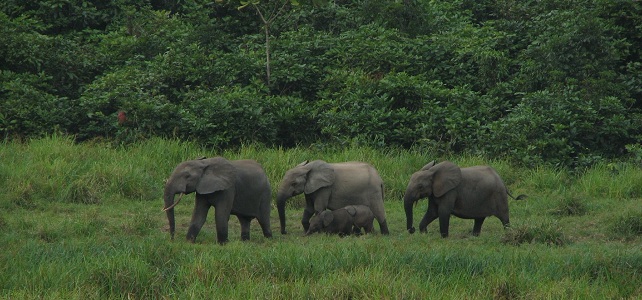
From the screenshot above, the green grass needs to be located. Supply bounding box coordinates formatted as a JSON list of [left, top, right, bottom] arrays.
[[1, 136, 641, 299]]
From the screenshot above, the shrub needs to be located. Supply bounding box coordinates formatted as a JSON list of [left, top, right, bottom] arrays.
[[266, 95, 320, 147], [486, 89, 639, 167], [316, 70, 427, 147], [178, 87, 277, 148], [0, 71, 71, 138]]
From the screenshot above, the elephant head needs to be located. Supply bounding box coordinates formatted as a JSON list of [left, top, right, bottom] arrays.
[[276, 160, 336, 234], [305, 210, 334, 235], [404, 161, 461, 233], [163, 157, 236, 239]]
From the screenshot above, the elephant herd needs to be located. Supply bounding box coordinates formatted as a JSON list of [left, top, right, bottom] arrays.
[[162, 157, 525, 244]]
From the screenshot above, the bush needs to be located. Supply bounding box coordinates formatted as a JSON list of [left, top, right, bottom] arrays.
[[485, 89, 640, 167], [316, 70, 428, 147], [178, 87, 277, 148], [0, 71, 71, 138], [77, 64, 179, 142]]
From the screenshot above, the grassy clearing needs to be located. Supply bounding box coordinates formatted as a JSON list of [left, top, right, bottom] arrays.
[[0, 136, 641, 299]]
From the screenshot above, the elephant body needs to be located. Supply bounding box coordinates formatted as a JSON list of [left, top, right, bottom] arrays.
[[306, 205, 375, 236], [277, 160, 389, 235], [404, 161, 525, 237], [163, 157, 272, 244]]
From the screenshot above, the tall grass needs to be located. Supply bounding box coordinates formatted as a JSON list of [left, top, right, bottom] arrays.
[[0, 136, 640, 299]]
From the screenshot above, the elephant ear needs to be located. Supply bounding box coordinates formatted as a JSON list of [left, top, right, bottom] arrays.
[[345, 206, 357, 216], [322, 211, 334, 227], [420, 160, 437, 171], [304, 160, 336, 194], [432, 161, 462, 197], [196, 157, 236, 194]]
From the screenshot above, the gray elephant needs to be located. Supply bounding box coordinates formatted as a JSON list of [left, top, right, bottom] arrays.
[[305, 205, 375, 236], [276, 160, 389, 235], [404, 161, 526, 237], [162, 157, 272, 244]]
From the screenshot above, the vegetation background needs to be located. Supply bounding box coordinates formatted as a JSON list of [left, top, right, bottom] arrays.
[[1, 0, 641, 167], [1, 0, 641, 299]]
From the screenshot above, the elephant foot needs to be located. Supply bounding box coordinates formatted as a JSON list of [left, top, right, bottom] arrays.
[[379, 221, 390, 235], [408, 227, 416, 234], [217, 232, 229, 244], [241, 232, 250, 241]]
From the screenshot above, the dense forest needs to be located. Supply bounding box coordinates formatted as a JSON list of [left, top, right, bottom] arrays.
[[1, 0, 641, 167]]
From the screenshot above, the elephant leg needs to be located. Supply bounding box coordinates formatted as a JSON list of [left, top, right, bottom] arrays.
[[186, 196, 211, 243], [352, 225, 362, 235], [257, 213, 273, 238], [301, 206, 315, 233], [437, 205, 454, 238], [419, 209, 438, 233], [365, 223, 374, 234], [370, 200, 390, 235], [438, 214, 451, 238], [378, 220, 390, 235], [339, 226, 352, 237], [472, 217, 485, 236], [213, 192, 234, 244], [237, 215, 252, 241], [497, 214, 510, 229]]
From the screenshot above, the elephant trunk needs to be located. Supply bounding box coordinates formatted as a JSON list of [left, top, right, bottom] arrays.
[[163, 188, 179, 240], [404, 194, 416, 234], [277, 192, 288, 235]]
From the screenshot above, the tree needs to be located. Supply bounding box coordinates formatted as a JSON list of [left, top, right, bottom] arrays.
[[238, 0, 292, 88]]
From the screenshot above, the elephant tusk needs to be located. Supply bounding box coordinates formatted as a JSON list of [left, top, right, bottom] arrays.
[[162, 193, 184, 212]]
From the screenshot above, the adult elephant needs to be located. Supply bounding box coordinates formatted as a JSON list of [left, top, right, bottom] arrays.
[[162, 157, 272, 244], [404, 161, 526, 237], [276, 160, 389, 235]]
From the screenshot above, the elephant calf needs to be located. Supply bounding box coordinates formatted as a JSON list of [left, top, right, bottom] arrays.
[[306, 205, 375, 236]]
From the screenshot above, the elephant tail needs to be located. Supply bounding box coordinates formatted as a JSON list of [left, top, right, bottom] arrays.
[[508, 191, 527, 201]]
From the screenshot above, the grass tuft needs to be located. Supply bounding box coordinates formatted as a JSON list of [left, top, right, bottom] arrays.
[[611, 211, 642, 239], [493, 280, 523, 300], [551, 195, 587, 216], [502, 222, 569, 246]]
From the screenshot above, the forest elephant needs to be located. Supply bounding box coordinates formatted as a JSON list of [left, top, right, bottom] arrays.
[[276, 160, 389, 235], [404, 161, 526, 238], [162, 157, 272, 244], [305, 205, 376, 236]]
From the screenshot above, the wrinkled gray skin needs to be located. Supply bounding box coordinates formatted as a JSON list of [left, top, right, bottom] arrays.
[[163, 157, 272, 244], [306, 205, 375, 236], [404, 161, 526, 238], [276, 160, 389, 235]]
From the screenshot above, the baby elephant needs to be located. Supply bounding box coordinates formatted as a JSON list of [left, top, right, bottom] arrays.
[[306, 205, 375, 236]]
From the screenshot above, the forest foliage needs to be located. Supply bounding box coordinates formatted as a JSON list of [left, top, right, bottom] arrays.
[[1, 0, 641, 167]]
